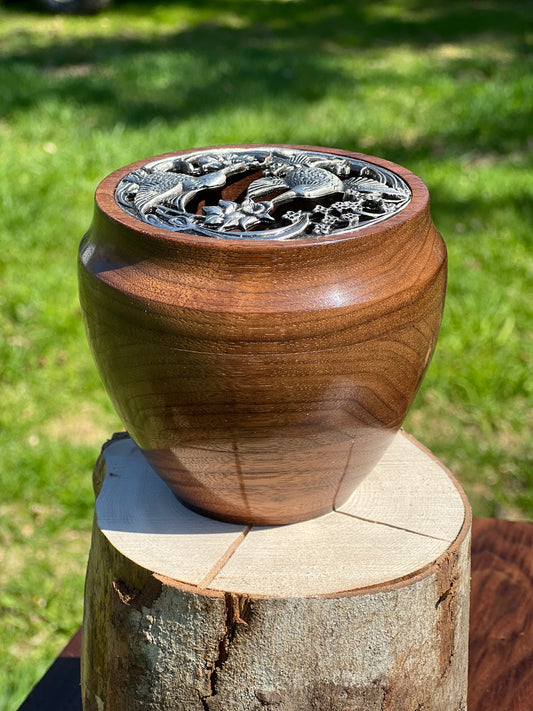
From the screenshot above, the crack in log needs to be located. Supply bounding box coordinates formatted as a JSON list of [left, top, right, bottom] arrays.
[[336, 510, 450, 542], [435, 585, 452, 609], [199, 689, 210, 711], [200, 593, 251, 709], [434, 550, 460, 681], [439, 649, 456, 682], [435, 573, 456, 610], [199, 526, 251, 589]]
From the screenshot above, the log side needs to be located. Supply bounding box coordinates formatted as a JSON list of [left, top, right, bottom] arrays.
[[82, 434, 471, 711]]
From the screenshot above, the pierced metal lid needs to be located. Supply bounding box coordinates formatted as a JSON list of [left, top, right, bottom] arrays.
[[115, 147, 412, 241]]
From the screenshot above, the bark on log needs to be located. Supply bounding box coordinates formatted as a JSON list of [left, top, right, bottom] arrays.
[[81, 431, 471, 711]]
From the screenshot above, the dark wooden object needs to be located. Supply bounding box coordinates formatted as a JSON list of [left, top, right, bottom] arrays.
[[17, 518, 533, 711], [468, 517, 533, 710], [78, 145, 447, 525]]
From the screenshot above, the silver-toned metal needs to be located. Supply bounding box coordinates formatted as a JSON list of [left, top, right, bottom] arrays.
[[115, 147, 411, 240]]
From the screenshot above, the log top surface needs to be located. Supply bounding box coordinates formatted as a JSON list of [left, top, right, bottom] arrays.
[[97, 431, 467, 597]]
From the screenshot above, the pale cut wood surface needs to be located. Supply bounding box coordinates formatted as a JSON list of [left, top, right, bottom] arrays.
[[98, 430, 465, 596], [83, 433, 470, 710], [338, 431, 465, 540], [98, 437, 247, 586]]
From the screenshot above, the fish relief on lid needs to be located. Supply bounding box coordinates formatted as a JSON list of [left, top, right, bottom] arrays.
[[115, 147, 412, 240]]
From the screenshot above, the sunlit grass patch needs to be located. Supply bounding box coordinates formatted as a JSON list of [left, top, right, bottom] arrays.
[[0, 0, 531, 707]]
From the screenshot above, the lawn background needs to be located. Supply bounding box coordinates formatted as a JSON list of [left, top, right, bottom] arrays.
[[1, 0, 531, 708]]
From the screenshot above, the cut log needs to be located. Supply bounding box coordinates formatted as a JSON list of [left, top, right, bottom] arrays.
[[81, 431, 471, 711]]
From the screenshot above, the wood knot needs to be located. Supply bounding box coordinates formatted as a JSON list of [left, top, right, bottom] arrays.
[[112, 578, 162, 612]]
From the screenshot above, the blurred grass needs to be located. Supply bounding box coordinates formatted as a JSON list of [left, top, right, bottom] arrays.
[[0, 0, 531, 708]]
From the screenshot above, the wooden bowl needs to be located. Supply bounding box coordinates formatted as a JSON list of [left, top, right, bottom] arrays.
[[78, 144, 446, 525]]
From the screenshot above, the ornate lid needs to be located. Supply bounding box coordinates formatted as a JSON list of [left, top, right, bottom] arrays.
[[115, 146, 412, 241]]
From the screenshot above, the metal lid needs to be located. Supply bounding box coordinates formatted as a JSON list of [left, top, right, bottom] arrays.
[[115, 146, 411, 241]]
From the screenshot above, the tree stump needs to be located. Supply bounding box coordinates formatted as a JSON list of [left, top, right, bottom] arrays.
[[81, 431, 471, 711]]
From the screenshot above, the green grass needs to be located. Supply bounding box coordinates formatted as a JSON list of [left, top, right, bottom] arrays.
[[1, 0, 531, 707]]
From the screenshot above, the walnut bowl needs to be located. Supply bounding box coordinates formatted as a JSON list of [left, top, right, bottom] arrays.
[[78, 144, 446, 525]]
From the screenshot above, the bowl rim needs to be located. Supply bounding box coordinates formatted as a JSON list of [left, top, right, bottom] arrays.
[[94, 143, 430, 252]]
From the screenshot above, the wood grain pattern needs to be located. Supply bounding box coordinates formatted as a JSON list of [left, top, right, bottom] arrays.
[[469, 517, 533, 711], [78, 145, 447, 524], [338, 430, 466, 540]]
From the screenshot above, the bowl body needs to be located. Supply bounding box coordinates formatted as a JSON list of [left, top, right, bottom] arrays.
[[78, 145, 446, 524]]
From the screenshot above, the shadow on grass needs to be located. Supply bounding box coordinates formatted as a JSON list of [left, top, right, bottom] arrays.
[[1, 0, 531, 267], [4, 0, 531, 47], [2, 21, 345, 125], [1, 0, 530, 161]]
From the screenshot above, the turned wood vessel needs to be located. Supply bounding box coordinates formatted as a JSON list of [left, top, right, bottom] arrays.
[[78, 144, 447, 525]]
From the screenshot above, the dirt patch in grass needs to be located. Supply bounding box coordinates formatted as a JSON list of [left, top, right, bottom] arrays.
[[45, 62, 95, 79], [43, 403, 119, 447]]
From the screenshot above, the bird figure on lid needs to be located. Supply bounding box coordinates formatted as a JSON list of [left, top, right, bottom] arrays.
[[245, 152, 351, 209]]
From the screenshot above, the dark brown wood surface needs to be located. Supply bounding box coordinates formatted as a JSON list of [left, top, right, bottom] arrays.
[[78, 145, 447, 525], [468, 517, 533, 711], [17, 517, 533, 711]]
